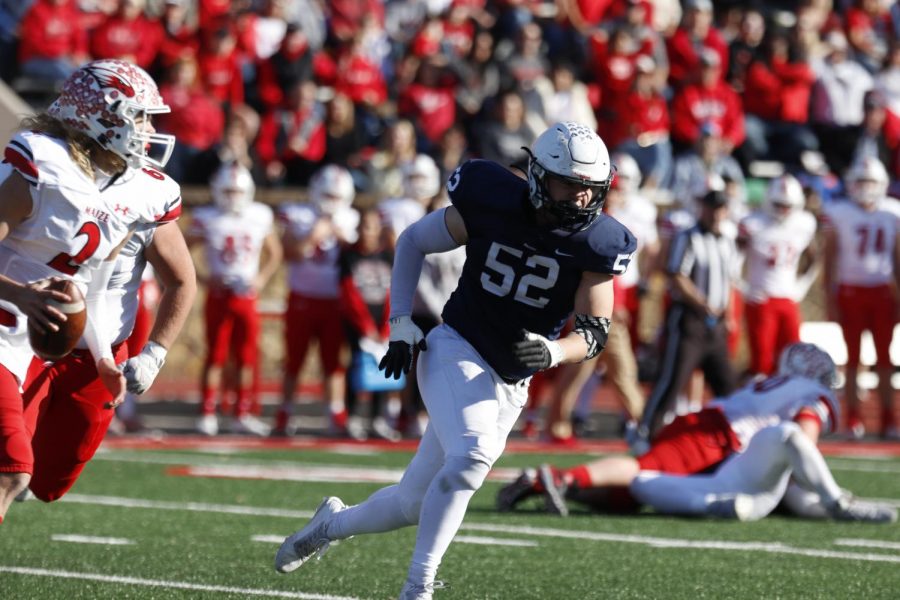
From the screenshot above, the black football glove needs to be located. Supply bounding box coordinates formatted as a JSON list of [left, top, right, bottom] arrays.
[[379, 316, 427, 380], [511, 329, 565, 371]]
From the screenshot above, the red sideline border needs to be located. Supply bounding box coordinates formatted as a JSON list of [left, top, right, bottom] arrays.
[[101, 435, 900, 457]]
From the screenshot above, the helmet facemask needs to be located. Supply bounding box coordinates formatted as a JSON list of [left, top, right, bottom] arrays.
[[526, 150, 613, 232]]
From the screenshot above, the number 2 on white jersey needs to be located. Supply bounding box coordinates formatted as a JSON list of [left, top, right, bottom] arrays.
[[46, 221, 101, 276]]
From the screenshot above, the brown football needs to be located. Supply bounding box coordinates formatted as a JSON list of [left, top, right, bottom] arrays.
[[28, 279, 87, 361]]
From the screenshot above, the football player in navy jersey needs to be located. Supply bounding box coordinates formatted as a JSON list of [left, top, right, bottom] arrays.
[[274, 122, 637, 599]]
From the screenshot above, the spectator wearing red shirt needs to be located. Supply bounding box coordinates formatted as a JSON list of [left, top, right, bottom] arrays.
[[89, 0, 163, 70], [846, 0, 891, 74], [156, 56, 225, 184], [155, 0, 199, 73], [197, 19, 245, 108], [334, 33, 388, 109], [256, 79, 326, 185], [666, 0, 728, 89], [16, 0, 88, 84], [614, 55, 672, 189], [329, 0, 385, 43], [670, 48, 745, 154], [741, 29, 819, 168], [397, 58, 457, 151], [591, 26, 641, 136]]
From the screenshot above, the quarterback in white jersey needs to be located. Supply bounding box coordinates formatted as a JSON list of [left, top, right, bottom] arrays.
[[274, 164, 359, 436], [0, 59, 178, 521], [188, 163, 281, 437], [738, 174, 819, 375], [822, 156, 900, 439], [25, 216, 195, 503]]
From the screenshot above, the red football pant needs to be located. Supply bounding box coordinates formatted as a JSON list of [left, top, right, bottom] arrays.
[[745, 297, 801, 375], [203, 289, 260, 367], [637, 408, 739, 474], [837, 284, 896, 369], [284, 293, 344, 377], [126, 285, 153, 359], [0, 364, 31, 474], [24, 343, 129, 501]]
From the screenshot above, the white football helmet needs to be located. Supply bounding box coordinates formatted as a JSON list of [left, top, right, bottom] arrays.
[[845, 156, 888, 208], [527, 122, 614, 231], [48, 59, 175, 170], [310, 164, 355, 215], [777, 343, 837, 389], [402, 154, 441, 200], [612, 152, 642, 193], [211, 162, 255, 213], [765, 174, 804, 220]]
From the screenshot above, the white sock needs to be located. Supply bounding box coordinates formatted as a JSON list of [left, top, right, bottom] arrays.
[[328, 485, 417, 540], [783, 427, 843, 504]]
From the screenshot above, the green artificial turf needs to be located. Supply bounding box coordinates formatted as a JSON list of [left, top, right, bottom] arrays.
[[2, 446, 898, 599]]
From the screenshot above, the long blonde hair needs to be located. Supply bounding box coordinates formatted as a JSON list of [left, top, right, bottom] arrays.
[[18, 114, 125, 178]]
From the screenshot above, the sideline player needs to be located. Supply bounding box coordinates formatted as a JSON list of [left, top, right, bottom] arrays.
[[274, 165, 359, 436], [0, 59, 178, 521], [498, 344, 895, 522], [738, 174, 818, 376], [189, 162, 281, 436], [822, 156, 899, 439], [274, 122, 636, 598]]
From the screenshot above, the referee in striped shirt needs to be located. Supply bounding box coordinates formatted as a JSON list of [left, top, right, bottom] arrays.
[[639, 190, 739, 442]]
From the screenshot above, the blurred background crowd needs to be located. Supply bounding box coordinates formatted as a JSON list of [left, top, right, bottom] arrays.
[[0, 0, 897, 444]]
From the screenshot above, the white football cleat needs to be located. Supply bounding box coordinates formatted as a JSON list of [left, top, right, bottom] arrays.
[[828, 495, 898, 523], [14, 488, 34, 502], [196, 414, 219, 436], [707, 494, 756, 521], [275, 496, 347, 574], [231, 414, 271, 437], [398, 579, 448, 600]]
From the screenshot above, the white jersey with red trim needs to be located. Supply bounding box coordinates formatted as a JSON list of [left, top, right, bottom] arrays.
[[608, 192, 658, 288], [709, 375, 839, 449], [190, 202, 274, 293], [738, 209, 817, 303], [278, 203, 359, 298], [821, 199, 899, 286], [70, 166, 182, 348], [0, 132, 150, 382]]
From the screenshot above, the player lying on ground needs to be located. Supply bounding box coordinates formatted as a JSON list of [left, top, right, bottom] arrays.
[[498, 343, 896, 523]]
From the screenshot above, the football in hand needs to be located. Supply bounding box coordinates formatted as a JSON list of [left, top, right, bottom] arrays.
[[28, 279, 87, 361]]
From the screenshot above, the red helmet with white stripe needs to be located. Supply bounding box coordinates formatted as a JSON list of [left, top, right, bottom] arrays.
[[48, 59, 175, 170]]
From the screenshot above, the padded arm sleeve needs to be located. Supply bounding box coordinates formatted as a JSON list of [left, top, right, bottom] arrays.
[[83, 259, 117, 364], [389, 208, 462, 318]]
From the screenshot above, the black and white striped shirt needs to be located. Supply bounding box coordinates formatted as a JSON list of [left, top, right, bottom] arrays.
[[667, 224, 738, 314]]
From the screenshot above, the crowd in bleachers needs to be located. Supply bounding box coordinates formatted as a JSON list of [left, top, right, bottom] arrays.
[[2, 0, 898, 442]]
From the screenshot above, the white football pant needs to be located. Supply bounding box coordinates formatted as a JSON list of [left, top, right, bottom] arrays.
[[328, 324, 529, 586], [630, 422, 843, 520]]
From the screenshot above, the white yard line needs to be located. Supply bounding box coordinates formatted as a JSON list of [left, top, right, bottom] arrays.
[[63, 494, 314, 519], [252, 535, 289, 544], [60, 494, 900, 564], [453, 535, 539, 547], [90, 452, 522, 481], [827, 459, 900, 474], [0, 566, 361, 600], [50, 534, 134, 545], [834, 538, 900, 551]]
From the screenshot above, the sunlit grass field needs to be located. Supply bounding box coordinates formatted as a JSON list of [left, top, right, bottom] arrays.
[[2, 442, 899, 599]]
